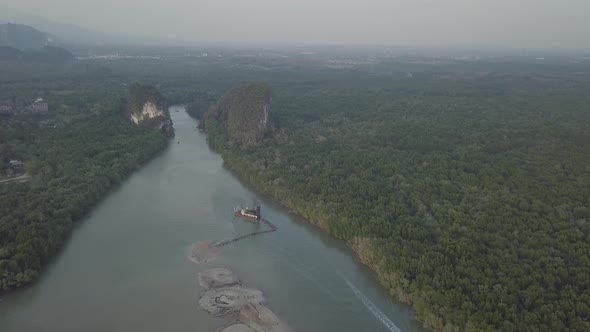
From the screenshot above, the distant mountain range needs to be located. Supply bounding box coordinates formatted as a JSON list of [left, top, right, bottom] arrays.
[[0, 6, 156, 46], [0, 23, 54, 50], [0, 23, 74, 62]]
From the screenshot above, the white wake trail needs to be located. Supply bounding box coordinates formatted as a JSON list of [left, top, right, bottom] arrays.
[[257, 247, 357, 312], [340, 274, 403, 332]]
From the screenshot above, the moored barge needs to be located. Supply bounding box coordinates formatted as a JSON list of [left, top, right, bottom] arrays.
[[234, 205, 261, 221]]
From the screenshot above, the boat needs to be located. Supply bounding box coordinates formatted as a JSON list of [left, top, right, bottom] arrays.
[[234, 205, 261, 221]]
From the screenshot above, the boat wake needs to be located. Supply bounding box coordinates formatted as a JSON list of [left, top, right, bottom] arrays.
[[339, 272, 403, 332], [258, 247, 356, 312]]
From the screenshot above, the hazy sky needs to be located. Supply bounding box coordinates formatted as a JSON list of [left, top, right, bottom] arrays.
[[3, 0, 590, 49]]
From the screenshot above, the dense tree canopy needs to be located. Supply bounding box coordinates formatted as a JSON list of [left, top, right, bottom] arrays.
[[0, 99, 167, 290], [202, 71, 590, 331], [1, 51, 589, 331]]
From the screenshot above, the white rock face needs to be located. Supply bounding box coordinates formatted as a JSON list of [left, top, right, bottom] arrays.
[[261, 102, 269, 128], [130, 102, 165, 124]]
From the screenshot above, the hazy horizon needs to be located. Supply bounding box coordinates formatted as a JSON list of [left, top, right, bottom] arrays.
[[2, 0, 590, 51]]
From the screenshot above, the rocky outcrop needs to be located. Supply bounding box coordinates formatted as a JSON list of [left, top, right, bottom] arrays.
[[197, 268, 291, 332], [206, 83, 271, 147], [129, 102, 163, 124], [127, 83, 174, 137]]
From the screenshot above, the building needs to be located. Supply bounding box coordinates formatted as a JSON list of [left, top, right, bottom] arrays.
[[0, 105, 13, 114], [0, 99, 16, 115], [32, 98, 49, 114], [5, 160, 25, 177]]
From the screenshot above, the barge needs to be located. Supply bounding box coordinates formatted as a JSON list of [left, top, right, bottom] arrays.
[[234, 205, 261, 221]]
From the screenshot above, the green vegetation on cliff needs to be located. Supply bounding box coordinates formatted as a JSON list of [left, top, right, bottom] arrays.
[[2, 48, 589, 330], [127, 83, 166, 116], [127, 83, 174, 137], [202, 71, 590, 331], [202, 83, 271, 148]]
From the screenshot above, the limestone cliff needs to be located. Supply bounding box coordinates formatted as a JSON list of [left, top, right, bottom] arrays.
[[206, 83, 271, 147], [127, 83, 174, 137]]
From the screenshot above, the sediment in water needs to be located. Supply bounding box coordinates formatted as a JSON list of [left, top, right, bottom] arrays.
[[199, 286, 265, 316], [197, 268, 290, 331], [199, 268, 241, 289], [189, 241, 220, 264], [219, 323, 254, 332], [239, 303, 291, 332]]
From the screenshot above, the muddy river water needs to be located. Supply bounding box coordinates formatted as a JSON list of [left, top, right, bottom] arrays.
[[0, 106, 426, 332]]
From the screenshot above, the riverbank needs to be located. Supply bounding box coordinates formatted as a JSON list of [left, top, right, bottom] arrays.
[[210, 149, 433, 330], [0, 107, 425, 332], [0, 113, 171, 293]]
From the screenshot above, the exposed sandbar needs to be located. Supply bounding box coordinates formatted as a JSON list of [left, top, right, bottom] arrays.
[[188, 241, 220, 264], [239, 303, 291, 332], [199, 268, 241, 289], [199, 286, 264, 316], [219, 323, 254, 332]]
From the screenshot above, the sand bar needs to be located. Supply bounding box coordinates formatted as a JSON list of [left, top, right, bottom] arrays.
[[199, 268, 241, 289], [219, 323, 254, 332], [199, 286, 264, 316], [189, 241, 220, 264], [239, 303, 291, 332]]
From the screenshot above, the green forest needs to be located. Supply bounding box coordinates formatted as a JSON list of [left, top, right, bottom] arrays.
[[0, 93, 168, 290], [1, 52, 589, 331], [201, 68, 590, 331], [0, 59, 192, 292]]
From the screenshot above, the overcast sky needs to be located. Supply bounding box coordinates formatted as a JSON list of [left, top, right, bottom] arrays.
[[2, 0, 590, 49]]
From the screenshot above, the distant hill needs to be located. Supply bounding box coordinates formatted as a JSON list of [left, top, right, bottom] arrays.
[[0, 45, 74, 63], [0, 23, 51, 51], [0, 24, 74, 62], [0, 6, 160, 46], [0, 45, 23, 60]]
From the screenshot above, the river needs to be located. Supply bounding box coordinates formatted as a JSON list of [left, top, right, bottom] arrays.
[[0, 106, 426, 332]]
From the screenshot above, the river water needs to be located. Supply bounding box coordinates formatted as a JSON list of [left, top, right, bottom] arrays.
[[0, 106, 426, 332]]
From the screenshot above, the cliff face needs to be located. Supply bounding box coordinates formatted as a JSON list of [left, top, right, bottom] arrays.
[[129, 101, 164, 124], [207, 83, 271, 147], [127, 83, 174, 137]]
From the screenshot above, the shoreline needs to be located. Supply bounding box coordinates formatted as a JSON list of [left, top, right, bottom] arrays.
[[212, 147, 431, 331], [188, 108, 432, 330], [0, 136, 171, 294]]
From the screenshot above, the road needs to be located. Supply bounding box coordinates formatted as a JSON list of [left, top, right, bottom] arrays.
[[0, 173, 30, 184]]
